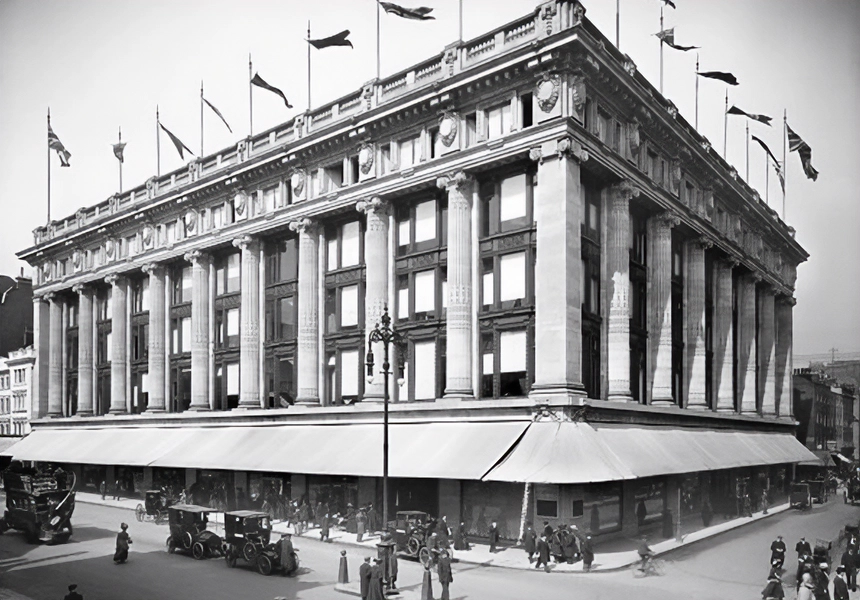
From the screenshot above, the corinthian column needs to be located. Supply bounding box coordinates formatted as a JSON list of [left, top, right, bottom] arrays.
[[233, 235, 262, 408], [185, 251, 211, 411], [713, 258, 736, 411], [648, 212, 679, 404], [290, 218, 320, 404], [737, 272, 758, 414], [143, 264, 166, 412], [607, 181, 638, 402], [437, 172, 475, 399], [74, 284, 94, 416], [685, 238, 711, 409], [758, 285, 777, 416], [46, 292, 64, 417], [775, 296, 795, 418], [106, 274, 128, 414], [357, 198, 391, 401]]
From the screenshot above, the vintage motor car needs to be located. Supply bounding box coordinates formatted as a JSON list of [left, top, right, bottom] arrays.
[[0, 466, 75, 544], [223, 510, 272, 569], [255, 536, 301, 576], [165, 504, 223, 559], [135, 489, 172, 525], [388, 510, 437, 565], [790, 483, 812, 510], [807, 479, 830, 504], [813, 538, 832, 574]]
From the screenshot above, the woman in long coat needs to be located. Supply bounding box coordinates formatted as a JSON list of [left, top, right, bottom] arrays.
[[453, 522, 469, 551], [523, 523, 537, 561], [113, 523, 132, 563], [367, 559, 385, 600]]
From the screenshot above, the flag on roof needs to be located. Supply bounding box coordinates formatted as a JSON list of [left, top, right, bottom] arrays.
[[774, 160, 785, 192], [203, 97, 233, 133], [379, 1, 435, 21], [727, 105, 772, 126], [751, 135, 785, 192], [251, 73, 293, 109], [654, 27, 699, 51], [308, 29, 353, 49], [787, 123, 819, 181], [48, 123, 71, 167], [113, 141, 126, 163], [159, 123, 194, 160], [662, 0, 677, 8], [751, 135, 779, 165], [697, 71, 739, 86]]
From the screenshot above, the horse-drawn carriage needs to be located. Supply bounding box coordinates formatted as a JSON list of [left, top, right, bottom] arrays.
[[165, 504, 224, 560], [135, 490, 173, 524]]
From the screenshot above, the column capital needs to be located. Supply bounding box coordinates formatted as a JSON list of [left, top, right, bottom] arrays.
[[43, 291, 57, 302], [609, 180, 640, 205], [105, 273, 127, 286], [655, 211, 681, 229], [183, 249, 211, 266], [141, 262, 165, 276], [288, 217, 319, 236], [232, 234, 259, 252], [694, 236, 714, 250], [750, 272, 764, 284], [778, 294, 797, 306], [528, 146, 543, 164], [355, 197, 390, 217], [557, 136, 589, 163], [71, 283, 89, 295], [436, 170, 475, 194]]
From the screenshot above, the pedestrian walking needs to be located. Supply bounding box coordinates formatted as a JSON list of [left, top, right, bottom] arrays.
[[761, 489, 770, 514], [359, 556, 372, 600], [770, 535, 786, 570], [542, 520, 553, 538], [839, 547, 857, 591], [437, 549, 453, 600], [298, 501, 309, 536], [701, 498, 713, 527], [64, 584, 83, 600], [488, 521, 499, 553], [320, 513, 330, 542], [356, 506, 367, 543], [367, 503, 378, 533], [113, 523, 132, 564], [277, 533, 295, 576], [761, 571, 785, 600], [562, 525, 578, 563], [834, 565, 850, 600], [388, 547, 398, 590], [549, 527, 563, 562], [99, 480, 106, 501], [797, 572, 815, 600], [535, 534, 551, 572], [367, 558, 385, 600], [454, 521, 469, 551], [581, 534, 594, 572], [437, 516, 451, 549], [523, 521, 536, 562], [113, 479, 121, 501]]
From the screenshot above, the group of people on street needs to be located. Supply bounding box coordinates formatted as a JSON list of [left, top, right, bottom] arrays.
[[764, 532, 860, 600], [522, 521, 594, 572]]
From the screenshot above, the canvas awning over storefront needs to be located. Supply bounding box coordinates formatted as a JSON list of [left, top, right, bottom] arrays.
[[2, 421, 529, 481], [483, 421, 818, 484]]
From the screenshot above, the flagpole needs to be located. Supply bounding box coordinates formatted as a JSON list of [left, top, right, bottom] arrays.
[[782, 109, 787, 221], [745, 121, 749, 181], [118, 127, 123, 193], [659, 6, 664, 94], [47, 107, 51, 224], [307, 21, 312, 111], [723, 90, 728, 159], [249, 54, 254, 136], [765, 148, 769, 205], [376, 1, 381, 79], [156, 105, 161, 177], [459, 0, 464, 40], [616, 0, 620, 49], [694, 53, 699, 130], [200, 81, 204, 157]]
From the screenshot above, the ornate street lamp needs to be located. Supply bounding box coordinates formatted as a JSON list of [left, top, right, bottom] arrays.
[[364, 306, 405, 559]]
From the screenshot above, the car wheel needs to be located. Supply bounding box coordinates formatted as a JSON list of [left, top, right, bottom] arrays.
[[155, 511, 166, 525], [192, 541, 206, 560], [287, 552, 300, 576], [257, 554, 273, 576], [419, 547, 432, 568], [183, 531, 193, 550], [243, 541, 257, 562], [406, 536, 421, 556], [167, 536, 176, 554], [135, 505, 145, 522]]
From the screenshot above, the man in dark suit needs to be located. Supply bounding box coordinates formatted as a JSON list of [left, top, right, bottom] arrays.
[[841, 547, 858, 592], [359, 556, 372, 600], [488, 521, 500, 553], [834, 565, 850, 600], [64, 584, 83, 600], [437, 549, 453, 600], [535, 534, 551, 572]]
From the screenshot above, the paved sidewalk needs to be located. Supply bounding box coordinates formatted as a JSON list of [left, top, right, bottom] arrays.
[[73, 491, 790, 573]]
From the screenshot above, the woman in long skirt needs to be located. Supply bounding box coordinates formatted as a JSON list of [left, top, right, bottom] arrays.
[[113, 523, 132, 564]]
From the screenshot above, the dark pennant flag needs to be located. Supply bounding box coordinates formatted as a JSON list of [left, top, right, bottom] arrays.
[[159, 123, 194, 160], [113, 142, 126, 163], [662, 0, 677, 8], [48, 123, 71, 167], [727, 105, 772, 126], [751, 135, 784, 192], [655, 27, 699, 51], [308, 29, 353, 49], [251, 73, 293, 109], [203, 97, 233, 133], [787, 124, 819, 181], [697, 71, 739, 86], [379, 1, 435, 20], [751, 135, 779, 165]]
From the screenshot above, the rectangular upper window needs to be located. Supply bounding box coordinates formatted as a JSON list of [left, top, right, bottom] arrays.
[[487, 102, 512, 140], [216, 253, 241, 296], [263, 186, 278, 212], [413, 340, 436, 401], [341, 350, 359, 399], [414, 200, 436, 243], [398, 135, 421, 170], [341, 284, 359, 327], [499, 252, 526, 303], [341, 221, 360, 268], [500, 174, 527, 223], [413, 270, 435, 314]]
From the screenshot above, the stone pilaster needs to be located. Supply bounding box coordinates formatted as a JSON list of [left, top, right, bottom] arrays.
[[356, 197, 391, 401], [143, 264, 166, 412], [606, 181, 638, 402], [32, 296, 50, 418], [648, 212, 679, 404], [529, 137, 588, 403], [685, 238, 710, 409], [737, 273, 758, 414], [758, 285, 777, 416], [46, 292, 64, 417], [106, 274, 128, 414], [775, 296, 795, 418], [713, 259, 736, 412], [289, 218, 320, 404], [233, 235, 262, 408], [73, 284, 94, 416], [185, 251, 211, 411], [438, 172, 476, 399]]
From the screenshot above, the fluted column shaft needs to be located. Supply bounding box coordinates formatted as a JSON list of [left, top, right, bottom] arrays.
[[648, 213, 678, 404], [357, 199, 391, 400], [737, 273, 758, 414], [186, 251, 211, 410], [438, 173, 474, 398], [234, 237, 261, 408], [144, 264, 167, 412], [713, 259, 736, 411], [686, 240, 709, 409], [291, 219, 320, 404], [107, 275, 128, 413], [759, 286, 777, 415], [47, 293, 64, 417], [32, 296, 49, 418], [75, 286, 95, 416], [775, 297, 794, 418], [607, 183, 636, 401]]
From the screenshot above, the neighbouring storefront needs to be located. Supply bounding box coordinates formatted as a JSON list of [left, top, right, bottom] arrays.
[[308, 475, 358, 518], [462, 481, 524, 541]]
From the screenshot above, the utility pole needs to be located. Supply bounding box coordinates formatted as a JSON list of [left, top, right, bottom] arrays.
[[830, 347, 839, 365]]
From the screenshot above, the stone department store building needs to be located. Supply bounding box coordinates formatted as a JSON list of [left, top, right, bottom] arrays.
[[7, 0, 814, 541]]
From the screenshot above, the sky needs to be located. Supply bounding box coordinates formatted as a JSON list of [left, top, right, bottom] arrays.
[[0, 0, 858, 358]]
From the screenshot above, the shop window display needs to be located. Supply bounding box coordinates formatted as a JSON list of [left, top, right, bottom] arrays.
[[462, 481, 523, 541], [584, 482, 622, 534], [634, 479, 666, 527]]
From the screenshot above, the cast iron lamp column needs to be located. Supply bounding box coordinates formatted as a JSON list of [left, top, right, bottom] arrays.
[[365, 306, 405, 568]]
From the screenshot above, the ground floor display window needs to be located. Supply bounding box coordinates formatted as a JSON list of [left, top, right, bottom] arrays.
[[152, 467, 184, 495], [192, 470, 234, 510], [115, 466, 144, 498], [584, 482, 622, 534], [634, 478, 666, 529], [462, 481, 524, 541], [308, 475, 358, 519], [248, 472, 291, 517], [387, 478, 439, 516], [81, 464, 106, 493]]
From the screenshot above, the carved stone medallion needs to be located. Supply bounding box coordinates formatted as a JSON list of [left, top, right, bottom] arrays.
[[438, 112, 459, 148], [358, 145, 374, 175], [535, 74, 560, 113]]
